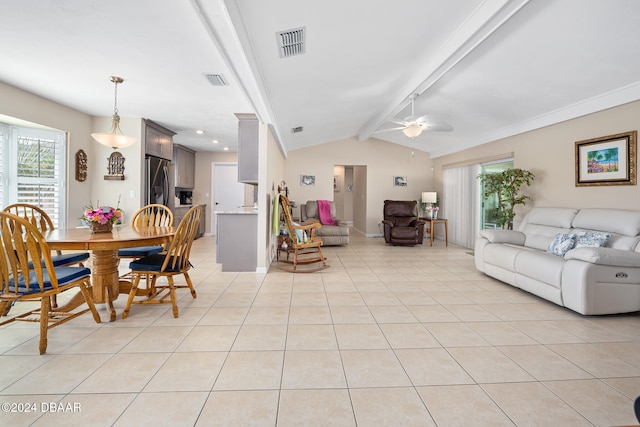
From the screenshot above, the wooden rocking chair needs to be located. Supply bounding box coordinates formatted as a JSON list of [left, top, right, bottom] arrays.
[[276, 195, 328, 273]]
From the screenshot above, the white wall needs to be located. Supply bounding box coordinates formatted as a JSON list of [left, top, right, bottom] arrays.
[[0, 82, 93, 226], [433, 100, 640, 220], [284, 137, 432, 235], [90, 116, 143, 225]]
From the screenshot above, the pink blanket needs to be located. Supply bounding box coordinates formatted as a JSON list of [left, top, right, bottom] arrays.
[[317, 200, 337, 225]]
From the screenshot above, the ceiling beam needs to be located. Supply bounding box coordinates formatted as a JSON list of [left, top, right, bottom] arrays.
[[357, 0, 531, 141]]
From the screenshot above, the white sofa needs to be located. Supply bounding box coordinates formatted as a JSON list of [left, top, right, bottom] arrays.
[[474, 207, 640, 315]]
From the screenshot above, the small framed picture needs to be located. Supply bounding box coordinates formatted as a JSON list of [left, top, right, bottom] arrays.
[[300, 175, 316, 186], [393, 176, 407, 187], [575, 131, 637, 186], [333, 175, 341, 192]]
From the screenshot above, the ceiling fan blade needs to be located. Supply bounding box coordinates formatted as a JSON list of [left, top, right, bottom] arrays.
[[372, 126, 407, 134], [386, 118, 407, 126], [422, 122, 453, 132]]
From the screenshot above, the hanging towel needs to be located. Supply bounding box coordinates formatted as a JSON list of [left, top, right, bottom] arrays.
[[317, 200, 337, 225], [272, 193, 281, 234]]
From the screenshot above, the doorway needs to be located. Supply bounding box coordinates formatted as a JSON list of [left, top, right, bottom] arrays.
[[211, 163, 246, 235], [479, 159, 514, 230], [333, 165, 367, 234]]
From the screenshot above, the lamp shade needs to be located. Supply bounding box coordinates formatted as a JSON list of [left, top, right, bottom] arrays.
[[92, 76, 137, 149], [422, 191, 437, 204], [402, 124, 423, 138]]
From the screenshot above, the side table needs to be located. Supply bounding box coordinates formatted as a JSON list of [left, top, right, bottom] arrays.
[[419, 218, 449, 246]]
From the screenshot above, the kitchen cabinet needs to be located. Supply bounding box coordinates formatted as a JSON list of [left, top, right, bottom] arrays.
[[174, 144, 196, 189], [216, 211, 257, 271], [174, 204, 206, 239], [235, 113, 259, 184], [144, 119, 175, 160]]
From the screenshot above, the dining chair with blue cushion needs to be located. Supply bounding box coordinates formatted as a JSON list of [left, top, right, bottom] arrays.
[[122, 205, 201, 319], [3, 203, 90, 314], [118, 204, 174, 261], [0, 212, 101, 354]]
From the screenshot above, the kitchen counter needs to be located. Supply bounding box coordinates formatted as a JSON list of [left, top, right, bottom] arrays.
[[215, 210, 257, 272], [214, 208, 258, 215]]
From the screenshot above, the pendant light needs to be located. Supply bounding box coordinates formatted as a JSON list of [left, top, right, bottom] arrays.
[[91, 76, 137, 149]]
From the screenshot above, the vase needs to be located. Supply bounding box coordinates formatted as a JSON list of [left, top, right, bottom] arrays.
[[89, 222, 113, 234], [433, 211, 438, 219]]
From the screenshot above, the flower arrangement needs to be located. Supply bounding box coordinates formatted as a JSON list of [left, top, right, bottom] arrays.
[[424, 205, 440, 219], [83, 196, 123, 225], [83, 205, 121, 225]]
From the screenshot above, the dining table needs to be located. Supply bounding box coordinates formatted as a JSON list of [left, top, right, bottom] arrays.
[[44, 224, 176, 321]]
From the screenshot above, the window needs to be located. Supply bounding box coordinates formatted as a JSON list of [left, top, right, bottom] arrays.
[[0, 123, 66, 228]]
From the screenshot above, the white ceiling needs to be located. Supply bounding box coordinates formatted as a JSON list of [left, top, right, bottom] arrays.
[[1, 0, 639, 158]]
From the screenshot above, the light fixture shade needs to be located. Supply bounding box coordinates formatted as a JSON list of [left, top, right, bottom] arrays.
[[92, 131, 137, 149], [422, 191, 437, 203], [402, 124, 423, 138], [92, 76, 137, 149], [91, 114, 137, 148]]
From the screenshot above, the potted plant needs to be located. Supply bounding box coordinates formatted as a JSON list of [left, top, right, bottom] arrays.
[[477, 168, 535, 229]]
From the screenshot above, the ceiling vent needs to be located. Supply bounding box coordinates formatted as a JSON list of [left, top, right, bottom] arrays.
[[277, 27, 306, 58], [203, 73, 228, 86], [291, 126, 304, 133]]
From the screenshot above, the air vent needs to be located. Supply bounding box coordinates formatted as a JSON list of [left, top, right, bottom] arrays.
[[277, 27, 306, 58], [291, 126, 304, 133], [203, 73, 228, 86]]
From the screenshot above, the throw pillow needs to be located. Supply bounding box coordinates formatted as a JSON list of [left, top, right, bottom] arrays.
[[547, 233, 577, 256], [574, 231, 611, 248], [291, 222, 307, 243]]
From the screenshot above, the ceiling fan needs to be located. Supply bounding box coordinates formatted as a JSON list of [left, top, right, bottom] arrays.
[[374, 93, 453, 138]]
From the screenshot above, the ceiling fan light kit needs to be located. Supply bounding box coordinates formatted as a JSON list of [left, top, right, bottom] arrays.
[[375, 93, 452, 139]]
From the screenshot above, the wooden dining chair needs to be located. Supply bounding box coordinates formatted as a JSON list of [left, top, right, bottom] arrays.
[[277, 194, 328, 273], [3, 203, 90, 314], [118, 204, 174, 290], [0, 212, 101, 354], [122, 205, 201, 319], [118, 204, 174, 261]]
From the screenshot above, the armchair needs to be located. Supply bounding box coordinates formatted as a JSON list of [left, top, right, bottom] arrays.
[[382, 200, 425, 245]]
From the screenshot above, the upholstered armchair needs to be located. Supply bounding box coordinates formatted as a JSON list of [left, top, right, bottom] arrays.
[[382, 200, 425, 245]]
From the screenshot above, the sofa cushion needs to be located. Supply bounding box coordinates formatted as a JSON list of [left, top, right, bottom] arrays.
[[572, 208, 640, 236], [547, 233, 577, 256], [565, 246, 640, 267], [317, 224, 350, 237], [479, 229, 525, 245], [520, 207, 578, 229], [523, 224, 572, 250], [515, 250, 565, 288]]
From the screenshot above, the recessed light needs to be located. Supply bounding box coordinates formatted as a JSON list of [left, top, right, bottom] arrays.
[[196, 130, 204, 135], [212, 139, 219, 144], [223, 147, 229, 151]]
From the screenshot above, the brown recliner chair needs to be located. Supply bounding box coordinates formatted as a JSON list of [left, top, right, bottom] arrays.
[[382, 200, 425, 245]]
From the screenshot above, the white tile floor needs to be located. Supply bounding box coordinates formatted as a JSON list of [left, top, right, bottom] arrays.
[[1, 233, 640, 426]]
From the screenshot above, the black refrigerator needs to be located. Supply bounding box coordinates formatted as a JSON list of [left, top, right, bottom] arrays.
[[145, 156, 173, 208]]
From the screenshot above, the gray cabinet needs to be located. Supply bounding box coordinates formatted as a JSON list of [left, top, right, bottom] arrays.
[[216, 212, 257, 271], [174, 204, 206, 239], [174, 144, 196, 189], [235, 113, 259, 184], [144, 119, 175, 160], [196, 204, 206, 238]]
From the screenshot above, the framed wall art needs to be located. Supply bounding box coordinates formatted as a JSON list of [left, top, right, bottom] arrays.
[[575, 130, 636, 187], [300, 174, 316, 186], [393, 176, 407, 187]]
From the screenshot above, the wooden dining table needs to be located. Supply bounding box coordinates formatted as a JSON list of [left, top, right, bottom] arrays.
[[44, 225, 176, 321]]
